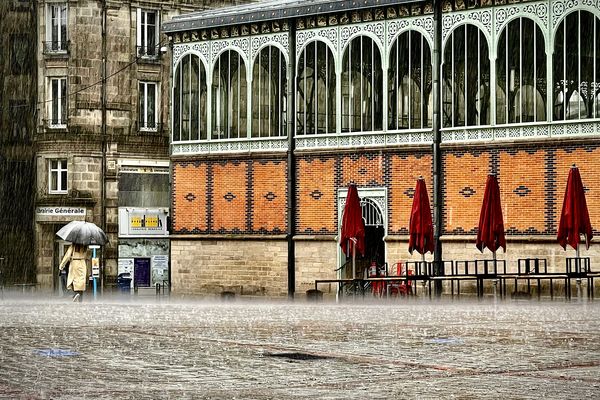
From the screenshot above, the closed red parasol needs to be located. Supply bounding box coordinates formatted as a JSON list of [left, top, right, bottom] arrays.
[[557, 165, 593, 251], [476, 174, 506, 253], [340, 184, 365, 279], [408, 178, 434, 255]]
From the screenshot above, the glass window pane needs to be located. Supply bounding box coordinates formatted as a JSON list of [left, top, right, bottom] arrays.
[[173, 67, 181, 141], [60, 170, 67, 191]]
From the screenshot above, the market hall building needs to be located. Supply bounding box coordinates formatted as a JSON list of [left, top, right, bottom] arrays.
[[164, 0, 600, 298]]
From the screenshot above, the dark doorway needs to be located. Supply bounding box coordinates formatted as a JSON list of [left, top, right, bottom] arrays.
[[134, 258, 151, 287], [342, 198, 385, 279]]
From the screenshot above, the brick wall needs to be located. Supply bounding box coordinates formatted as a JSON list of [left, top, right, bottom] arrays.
[[443, 142, 600, 236], [171, 140, 600, 296], [172, 158, 287, 234]]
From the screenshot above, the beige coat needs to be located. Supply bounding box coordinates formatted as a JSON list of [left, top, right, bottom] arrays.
[[59, 244, 89, 292]]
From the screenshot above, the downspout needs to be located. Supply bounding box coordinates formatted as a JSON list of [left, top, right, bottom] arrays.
[[100, 0, 107, 293], [432, 0, 443, 297], [168, 38, 174, 295], [286, 19, 297, 299]]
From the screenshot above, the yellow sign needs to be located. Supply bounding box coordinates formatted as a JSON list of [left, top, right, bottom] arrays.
[[131, 216, 142, 228], [145, 216, 158, 228], [130, 214, 161, 229]]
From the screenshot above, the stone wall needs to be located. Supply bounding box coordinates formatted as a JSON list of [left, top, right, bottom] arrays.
[[171, 239, 288, 297]]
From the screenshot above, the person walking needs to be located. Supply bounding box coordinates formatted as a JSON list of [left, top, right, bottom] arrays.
[[59, 243, 88, 302]]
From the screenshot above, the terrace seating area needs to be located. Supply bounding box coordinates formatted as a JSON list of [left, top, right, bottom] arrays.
[[314, 257, 599, 301]]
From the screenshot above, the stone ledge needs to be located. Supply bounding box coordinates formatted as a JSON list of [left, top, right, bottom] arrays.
[[170, 234, 287, 240]]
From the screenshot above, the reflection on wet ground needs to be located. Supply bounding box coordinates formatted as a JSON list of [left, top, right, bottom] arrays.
[[1, 293, 599, 399]]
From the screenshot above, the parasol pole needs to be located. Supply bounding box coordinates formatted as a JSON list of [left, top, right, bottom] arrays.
[[352, 238, 356, 280], [493, 250, 498, 300], [576, 241, 582, 301]]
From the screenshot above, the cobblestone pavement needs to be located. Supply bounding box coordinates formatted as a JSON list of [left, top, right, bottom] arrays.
[[1, 292, 599, 399]]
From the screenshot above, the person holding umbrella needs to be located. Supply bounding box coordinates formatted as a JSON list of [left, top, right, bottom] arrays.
[[59, 243, 88, 302], [56, 220, 108, 302]]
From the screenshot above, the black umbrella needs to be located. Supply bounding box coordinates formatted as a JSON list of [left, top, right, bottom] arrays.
[[56, 221, 108, 246]]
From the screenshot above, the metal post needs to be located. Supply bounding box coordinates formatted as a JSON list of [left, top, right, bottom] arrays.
[[286, 19, 297, 300], [92, 247, 97, 300], [100, 0, 107, 296], [432, 0, 443, 297]]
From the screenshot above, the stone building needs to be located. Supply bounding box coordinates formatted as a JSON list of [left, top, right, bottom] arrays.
[[164, 0, 600, 298], [0, 1, 37, 285], [33, 0, 248, 293]]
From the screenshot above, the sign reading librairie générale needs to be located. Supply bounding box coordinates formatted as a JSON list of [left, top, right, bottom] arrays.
[[36, 207, 86, 216]]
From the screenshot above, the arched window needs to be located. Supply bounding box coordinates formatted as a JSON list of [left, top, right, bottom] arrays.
[[341, 35, 383, 132], [442, 24, 490, 127], [297, 41, 336, 135], [251, 46, 287, 138], [388, 30, 432, 130], [173, 53, 207, 141], [497, 18, 546, 124], [554, 10, 600, 120], [212, 49, 247, 139]]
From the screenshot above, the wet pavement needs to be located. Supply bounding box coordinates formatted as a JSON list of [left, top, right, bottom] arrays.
[[1, 292, 599, 399]]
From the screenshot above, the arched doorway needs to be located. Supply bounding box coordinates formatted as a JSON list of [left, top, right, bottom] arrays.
[[338, 187, 386, 280]]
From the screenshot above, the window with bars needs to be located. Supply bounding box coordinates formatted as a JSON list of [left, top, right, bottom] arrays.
[[388, 30, 432, 130], [442, 24, 491, 128], [49, 159, 67, 194], [251, 46, 288, 138], [496, 18, 547, 124], [137, 9, 159, 57], [49, 77, 67, 127], [341, 36, 383, 133], [45, 3, 67, 53], [173, 53, 207, 141], [139, 81, 158, 131], [212, 50, 247, 139], [296, 41, 336, 135], [553, 10, 600, 121]]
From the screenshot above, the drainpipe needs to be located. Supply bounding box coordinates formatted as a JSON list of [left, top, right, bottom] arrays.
[[100, 0, 107, 294], [286, 19, 297, 299], [168, 39, 174, 295], [432, 0, 443, 297]]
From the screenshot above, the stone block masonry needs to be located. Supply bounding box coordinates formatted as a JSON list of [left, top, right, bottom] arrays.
[[171, 240, 288, 297]]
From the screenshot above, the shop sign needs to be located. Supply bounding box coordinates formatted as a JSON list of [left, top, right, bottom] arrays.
[[151, 255, 169, 286], [119, 165, 169, 174], [118, 208, 169, 237], [91, 258, 100, 277], [118, 258, 134, 275], [36, 207, 86, 216]]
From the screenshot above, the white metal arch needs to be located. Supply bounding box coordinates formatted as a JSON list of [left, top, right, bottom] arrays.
[[441, 21, 492, 58], [387, 26, 434, 61], [552, 6, 600, 37], [340, 31, 384, 63], [173, 50, 209, 78], [496, 15, 549, 50], [296, 37, 337, 75], [252, 41, 290, 66], [212, 46, 249, 72]]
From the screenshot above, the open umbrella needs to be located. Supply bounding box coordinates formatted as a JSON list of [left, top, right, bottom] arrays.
[[56, 221, 108, 246], [557, 165, 593, 254], [340, 184, 365, 279], [476, 175, 505, 277], [408, 177, 434, 256]]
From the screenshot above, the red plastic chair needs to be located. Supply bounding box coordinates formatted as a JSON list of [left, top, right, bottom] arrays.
[[388, 262, 413, 297]]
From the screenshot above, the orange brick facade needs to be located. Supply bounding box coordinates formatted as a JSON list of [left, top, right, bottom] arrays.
[[172, 158, 287, 234], [172, 142, 600, 238], [443, 143, 600, 236]]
